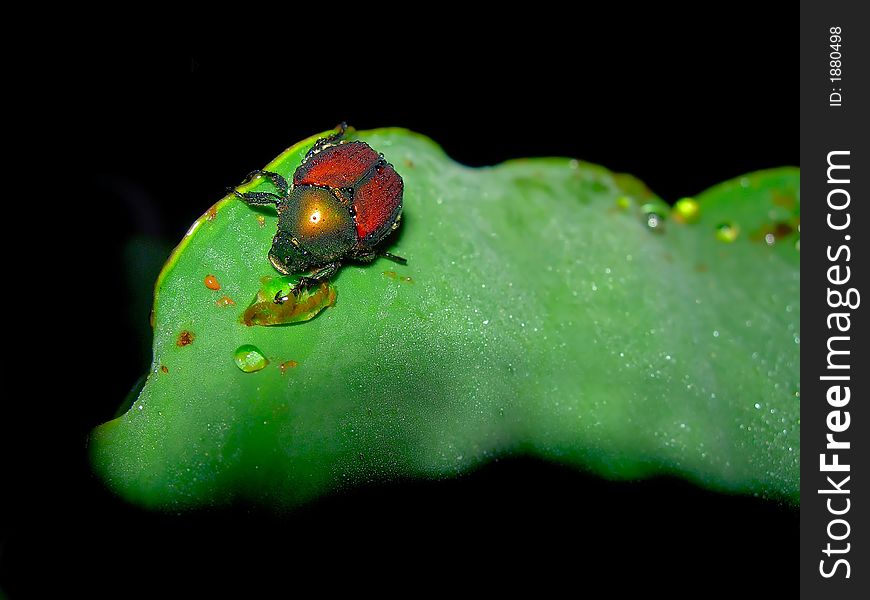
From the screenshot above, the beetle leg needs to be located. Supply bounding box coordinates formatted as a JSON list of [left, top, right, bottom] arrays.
[[353, 250, 376, 263], [228, 187, 281, 206], [354, 248, 407, 265], [241, 169, 289, 194], [292, 262, 341, 293], [302, 122, 350, 163], [379, 251, 407, 265]]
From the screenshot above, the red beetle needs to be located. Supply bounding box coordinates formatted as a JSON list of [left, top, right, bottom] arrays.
[[231, 123, 405, 293]]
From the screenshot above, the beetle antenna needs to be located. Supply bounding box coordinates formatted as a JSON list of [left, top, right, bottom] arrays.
[[325, 122, 348, 143]]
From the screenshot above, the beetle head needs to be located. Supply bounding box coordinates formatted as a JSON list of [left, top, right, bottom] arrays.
[[270, 185, 357, 275], [268, 238, 313, 275]]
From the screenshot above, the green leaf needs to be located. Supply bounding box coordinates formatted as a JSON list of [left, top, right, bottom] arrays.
[[90, 128, 800, 509]]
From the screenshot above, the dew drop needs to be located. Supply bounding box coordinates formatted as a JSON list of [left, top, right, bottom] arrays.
[[715, 222, 740, 243], [673, 197, 700, 223], [234, 344, 269, 373], [641, 204, 665, 231]]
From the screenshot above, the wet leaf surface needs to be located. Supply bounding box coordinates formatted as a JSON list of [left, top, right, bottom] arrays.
[[90, 129, 799, 509]]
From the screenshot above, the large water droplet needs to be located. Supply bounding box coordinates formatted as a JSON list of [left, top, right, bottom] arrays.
[[234, 344, 269, 372], [241, 275, 336, 326]]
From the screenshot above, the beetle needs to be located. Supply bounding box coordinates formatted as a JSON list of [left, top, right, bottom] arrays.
[[230, 123, 405, 298]]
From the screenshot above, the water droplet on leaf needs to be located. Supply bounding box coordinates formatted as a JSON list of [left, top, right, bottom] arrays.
[[234, 345, 269, 373], [241, 276, 336, 326], [641, 203, 665, 232], [673, 197, 700, 223], [715, 222, 740, 243]]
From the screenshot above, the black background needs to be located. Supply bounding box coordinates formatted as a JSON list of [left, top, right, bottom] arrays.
[[3, 10, 797, 596]]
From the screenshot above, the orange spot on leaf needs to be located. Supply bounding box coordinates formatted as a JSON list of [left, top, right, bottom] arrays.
[[176, 330, 195, 347], [279, 360, 299, 375], [216, 295, 236, 307], [204, 274, 221, 290]]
